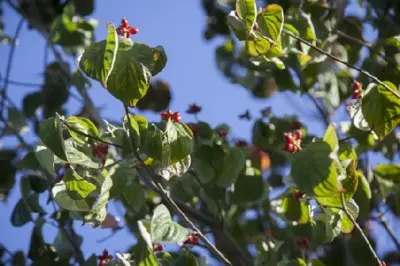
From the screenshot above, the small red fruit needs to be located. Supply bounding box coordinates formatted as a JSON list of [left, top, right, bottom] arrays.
[[129, 27, 139, 35], [352, 80, 362, 99], [183, 235, 199, 245], [285, 142, 294, 152], [284, 133, 294, 144], [172, 112, 181, 123], [152, 243, 164, 252], [294, 130, 302, 140], [295, 237, 309, 249], [121, 18, 129, 27], [293, 192, 304, 199], [217, 129, 227, 137], [186, 103, 202, 114], [98, 249, 113, 266]]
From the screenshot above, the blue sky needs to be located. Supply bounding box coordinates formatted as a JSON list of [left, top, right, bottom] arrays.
[[0, 0, 398, 264]]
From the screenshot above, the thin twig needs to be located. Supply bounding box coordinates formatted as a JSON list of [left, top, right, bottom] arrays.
[[341, 193, 382, 265], [123, 105, 233, 266], [305, 93, 330, 126], [377, 208, 400, 251], [0, 79, 41, 87], [0, 17, 25, 115], [61, 120, 123, 148], [286, 32, 400, 99], [336, 30, 399, 72]]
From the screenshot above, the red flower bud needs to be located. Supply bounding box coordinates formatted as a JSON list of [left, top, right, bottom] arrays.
[[284, 133, 294, 144], [236, 140, 248, 147], [217, 129, 227, 137], [295, 237, 309, 249], [293, 192, 304, 199], [183, 235, 199, 245]]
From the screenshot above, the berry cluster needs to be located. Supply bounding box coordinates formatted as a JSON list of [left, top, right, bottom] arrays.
[[116, 18, 139, 38], [98, 249, 113, 266], [295, 237, 309, 249], [352, 80, 362, 99], [92, 143, 109, 165], [284, 130, 302, 153], [152, 243, 164, 252], [183, 234, 199, 245], [161, 109, 181, 123], [186, 103, 202, 114]]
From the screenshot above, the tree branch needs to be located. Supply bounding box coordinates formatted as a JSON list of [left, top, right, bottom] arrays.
[[0, 17, 25, 115], [341, 193, 382, 266], [286, 32, 400, 99], [377, 208, 400, 251], [123, 104, 234, 266]]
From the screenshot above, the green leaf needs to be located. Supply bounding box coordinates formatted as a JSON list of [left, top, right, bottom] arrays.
[[322, 124, 339, 152], [142, 121, 193, 166], [17, 152, 40, 170], [122, 181, 145, 213], [26, 193, 46, 214], [132, 237, 158, 266], [227, 11, 248, 41], [124, 113, 142, 147], [130, 43, 168, 76], [54, 229, 83, 258], [282, 193, 309, 224], [233, 169, 264, 204], [64, 170, 96, 199], [52, 181, 94, 212], [22, 91, 42, 118], [374, 164, 400, 182], [3, 107, 28, 135], [78, 23, 118, 87], [291, 141, 342, 197], [155, 155, 192, 181], [296, 11, 317, 40], [236, 0, 257, 34], [106, 43, 152, 106], [11, 251, 26, 266], [340, 199, 359, 233], [245, 32, 272, 56], [28, 175, 50, 194], [34, 144, 55, 174], [256, 4, 284, 43], [38, 116, 67, 161], [216, 147, 246, 187], [353, 171, 371, 219], [66, 116, 99, 144], [150, 204, 190, 243], [362, 82, 400, 139], [64, 139, 100, 168], [172, 252, 199, 266], [278, 258, 307, 266], [11, 199, 32, 227], [338, 142, 358, 168], [312, 211, 341, 243]]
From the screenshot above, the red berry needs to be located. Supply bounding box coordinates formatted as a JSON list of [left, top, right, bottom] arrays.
[[295, 237, 309, 249], [152, 243, 164, 252], [161, 109, 173, 121], [121, 18, 129, 27], [217, 129, 227, 137], [294, 130, 302, 140], [186, 103, 202, 114], [172, 112, 181, 123], [293, 192, 304, 199], [352, 80, 361, 91], [284, 133, 294, 144], [130, 27, 139, 35], [285, 142, 294, 152], [183, 235, 199, 245]]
